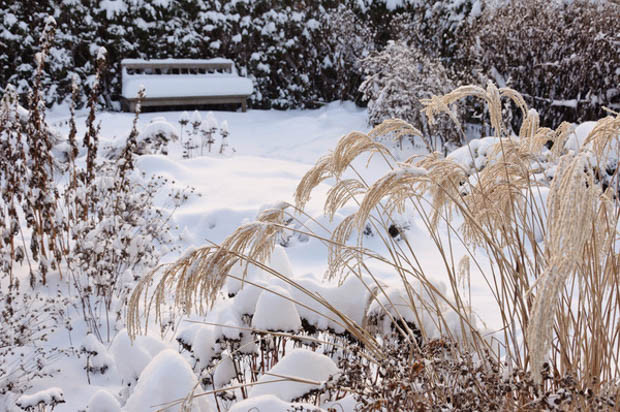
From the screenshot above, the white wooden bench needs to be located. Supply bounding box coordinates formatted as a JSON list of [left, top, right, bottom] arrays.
[[120, 58, 253, 112]]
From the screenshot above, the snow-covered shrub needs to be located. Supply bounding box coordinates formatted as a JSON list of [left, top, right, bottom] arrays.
[[0, 18, 64, 287], [0, 38, 191, 345], [322, 338, 618, 411], [0, 286, 68, 403], [472, 0, 620, 127], [359, 40, 462, 151], [320, 4, 375, 105], [80, 333, 114, 382]]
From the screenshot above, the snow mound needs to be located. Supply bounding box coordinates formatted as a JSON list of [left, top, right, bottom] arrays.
[[366, 281, 449, 339], [564, 121, 596, 151], [192, 325, 218, 370], [249, 349, 339, 401], [252, 285, 301, 332], [109, 330, 165, 386], [447, 136, 499, 172], [81, 333, 114, 374], [213, 352, 236, 388], [226, 245, 295, 296], [290, 275, 371, 334], [233, 279, 268, 316], [123, 349, 211, 412], [87, 390, 121, 412], [229, 394, 325, 412]]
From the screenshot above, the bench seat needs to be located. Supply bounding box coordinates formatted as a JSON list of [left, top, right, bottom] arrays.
[[120, 58, 253, 112]]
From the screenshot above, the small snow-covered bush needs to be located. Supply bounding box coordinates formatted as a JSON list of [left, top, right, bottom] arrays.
[[177, 111, 234, 159], [136, 117, 179, 156], [252, 286, 301, 333], [15, 388, 64, 412], [0, 287, 68, 402], [359, 41, 462, 151], [248, 349, 338, 401], [80, 333, 114, 381]]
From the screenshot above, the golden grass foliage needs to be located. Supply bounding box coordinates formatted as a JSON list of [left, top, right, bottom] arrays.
[[129, 83, 620, 403]]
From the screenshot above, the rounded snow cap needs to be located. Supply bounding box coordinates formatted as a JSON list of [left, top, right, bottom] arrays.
[[252, 285, 301, 332]]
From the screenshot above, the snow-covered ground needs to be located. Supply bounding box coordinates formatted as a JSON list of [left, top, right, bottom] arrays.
[[47, 101, 369, 265], [8, 101, 605, 411]]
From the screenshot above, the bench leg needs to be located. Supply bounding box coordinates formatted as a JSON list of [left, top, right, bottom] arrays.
[[241, 99, 247, 112]]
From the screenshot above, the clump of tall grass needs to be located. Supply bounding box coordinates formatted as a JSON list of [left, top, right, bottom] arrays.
[[129, 82, 620, 409]]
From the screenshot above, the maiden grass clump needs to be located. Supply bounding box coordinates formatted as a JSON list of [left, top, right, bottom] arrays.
[[130, 82, 620, 410]]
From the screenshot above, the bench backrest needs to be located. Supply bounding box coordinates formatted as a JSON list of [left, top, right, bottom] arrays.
[[121, 59, 234, 75]]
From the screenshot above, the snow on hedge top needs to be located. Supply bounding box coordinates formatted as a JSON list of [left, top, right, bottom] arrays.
[[123, 349, 211, 412], [564, 121, 597, 152], [248, 349, 339, 401], [447, 136, 499, 172], [109, 329, 166, 385], [289, 275, 371, 334]]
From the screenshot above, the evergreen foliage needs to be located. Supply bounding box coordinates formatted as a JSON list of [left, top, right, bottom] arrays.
[[0, 0, 617, 127]]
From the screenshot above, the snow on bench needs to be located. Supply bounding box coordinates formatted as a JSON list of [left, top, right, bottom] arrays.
[[120, 58, 253, 113]]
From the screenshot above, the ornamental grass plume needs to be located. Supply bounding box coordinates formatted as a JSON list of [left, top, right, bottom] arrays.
[[353, 164, 427, 237], [294, 153, 333, 210], [527, 153, 598, 381], [324, 178, 367, 221], [412, 153, 468, 229]]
